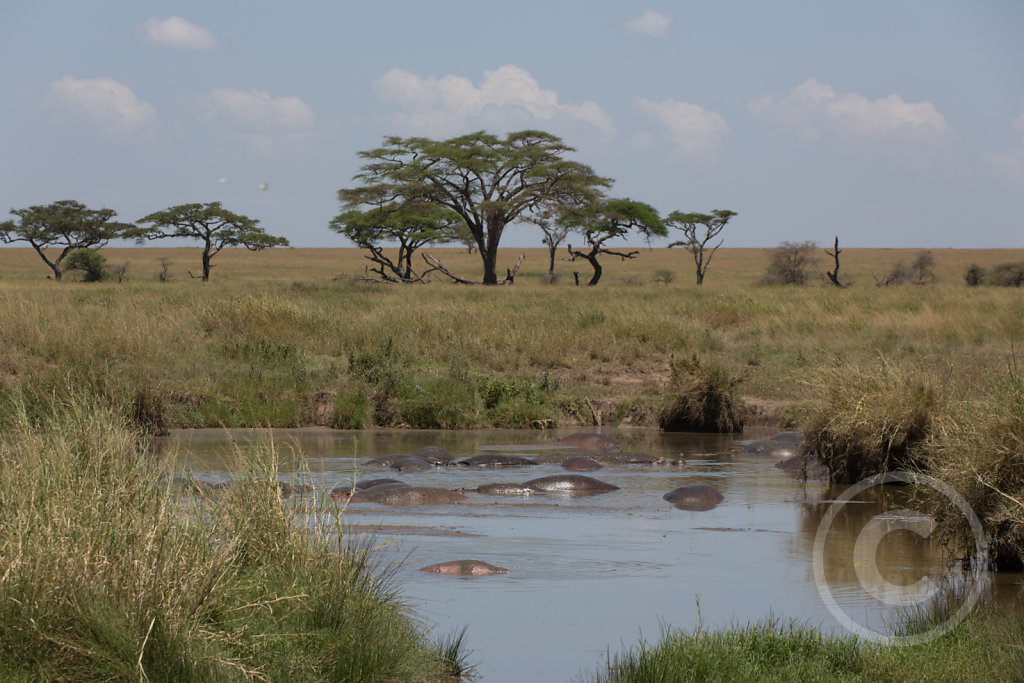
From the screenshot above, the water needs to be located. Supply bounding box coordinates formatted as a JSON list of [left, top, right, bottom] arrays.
[[167, 427, 1016, 682]]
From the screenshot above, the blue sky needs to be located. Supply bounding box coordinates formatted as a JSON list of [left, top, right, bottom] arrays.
[[2, 1, 1023, 248]]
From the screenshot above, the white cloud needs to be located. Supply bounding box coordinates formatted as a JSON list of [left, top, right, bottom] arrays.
[[750, 78, 951, 144], [622, 10, 673, 37], [635, 98, 729, 154], [138, 16, 218, 51], [372, 64, 614, 136], [192, 89, 316, 153], [44, 76, 157, 137]]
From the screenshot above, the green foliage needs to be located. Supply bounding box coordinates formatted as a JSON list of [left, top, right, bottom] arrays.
[[0, 199, 134, 280], [63, 248, 108, 282], [135, 202, 288, 281], [964, 263, 985, 286], [345, 130, 612, 284], [562, 198, 667, 286], [666, 209, 736, 285]]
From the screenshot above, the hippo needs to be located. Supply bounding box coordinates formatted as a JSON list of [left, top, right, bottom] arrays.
[[533, 451, 587, 465], [776, 452, 829, 480], [355, 477, 402, 490], [593, 451, 665, 465], [373, 486, 467, 507], [555, 432, 621, 452], [522, 474, 620, 495], [457, 454, 538, 467], [561, 456, 603, 472], [419, 560, 509, 576], [389, 455, 433, 472], [345, 482, 411, 502], [771, 431, 805, 443], [732, 440, 801, 462], [663, 484, 724, 511], [412, 445, 457, 465], [472, 482, 535, 496], [169, 475, 216, 496], [363, 453, 410, 467]]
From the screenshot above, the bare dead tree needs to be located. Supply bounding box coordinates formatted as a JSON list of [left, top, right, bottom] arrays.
[[422, 252, 524, 285], [825, 236, 846, 287]]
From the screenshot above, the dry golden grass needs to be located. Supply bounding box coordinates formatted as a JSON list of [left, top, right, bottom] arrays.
[[1, 245, 1022, 429]]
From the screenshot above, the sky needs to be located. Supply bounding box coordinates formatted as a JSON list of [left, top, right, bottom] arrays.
[[2, 1, 1023, 249]]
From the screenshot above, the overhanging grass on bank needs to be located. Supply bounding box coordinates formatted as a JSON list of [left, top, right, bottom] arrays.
[[0, 394, 461, 681]]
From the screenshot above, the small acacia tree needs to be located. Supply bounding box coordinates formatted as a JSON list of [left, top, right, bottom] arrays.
[[0, 200, 135, 280], [762, 241, 819, 285], [563, 199, 666, 286], [330, 191, 464, 282], [135, 202, 288, 281], [666, 209, 736, 285]]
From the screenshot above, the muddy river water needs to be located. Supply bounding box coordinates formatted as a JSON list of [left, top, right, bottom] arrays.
[[169, 427, 1021, 682]]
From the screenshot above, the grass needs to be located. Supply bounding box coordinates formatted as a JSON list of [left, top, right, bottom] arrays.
[[590, 609, 1024, 682], [0, 391, 466, 681]]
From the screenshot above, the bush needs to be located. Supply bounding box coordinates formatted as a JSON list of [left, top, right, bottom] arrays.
[[990, 262, 1024, 287], [659, 355, 744, 432], [761, 241, 818, 285], [63, 248, 107, 282], [877, 251, 937, 286], [964, 263, 985, 286]]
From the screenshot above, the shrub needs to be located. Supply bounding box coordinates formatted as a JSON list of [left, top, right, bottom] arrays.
[[990, 262, 1024, 287], [659, 355, 744, 432], [63, 248, 107, 282], [877, 251, 937, 286], [761, 241, 818, 285], [964, 263, 985, 286]]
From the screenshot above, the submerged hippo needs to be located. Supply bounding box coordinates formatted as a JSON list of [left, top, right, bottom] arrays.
[[419, 560, 509, 576], [663, 484, 724, 511], [355, 477, 402, 490], [522, 474, 620, 495], [389, 455, 433, 472], [457, 454, 538, 467], [771, 431, 805, 443], [732, 440, 802, 462], [363, 453, 410, 467], [412, 446, 457, 465], [776, 452, 829, 480], [277, 482, 313, 498], [330, 478, 403, 501], [373, 486, 467, 507], [533, 451, 588, 465], [555, 432, 621, 452], [344, 482, 411, 502], [593, 451, 665, 465], [472, 482, 535, 496], [561, 456, 603, 472]]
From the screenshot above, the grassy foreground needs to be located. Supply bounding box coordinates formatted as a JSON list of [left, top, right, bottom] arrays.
[[0, 394, 465, 681]]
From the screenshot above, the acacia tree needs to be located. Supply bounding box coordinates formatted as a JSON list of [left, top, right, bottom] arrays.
[[563, 198, 666, 286], [135, 202, 288, 281], [0, 200, 135, 280], [344, 130, 611, 284], [522, 206, 570, 278], [330, 189, 464, 282], [666, 209, 736, 285]]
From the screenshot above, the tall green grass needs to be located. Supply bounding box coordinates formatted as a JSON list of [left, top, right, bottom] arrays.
[[0, 393, 462, 681]]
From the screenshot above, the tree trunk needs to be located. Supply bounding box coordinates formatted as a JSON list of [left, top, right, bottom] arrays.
[[481, 243, 499, 285], [547, 246, 556, 274], [585, 255, 602, 286], [201, 250, 212, 281]]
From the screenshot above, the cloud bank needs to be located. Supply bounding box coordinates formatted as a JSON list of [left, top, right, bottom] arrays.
[[138, 16, 218, 51], [44, 76, 157, 137], [750, 78, 950, 144], [373, 65, 613, 136]]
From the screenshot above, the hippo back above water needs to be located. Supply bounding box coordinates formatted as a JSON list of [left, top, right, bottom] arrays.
[[663, 484, 724, 511], [458, 454, 538, 467], [522, 474, 619, 494], [554, 432, 622, 452]]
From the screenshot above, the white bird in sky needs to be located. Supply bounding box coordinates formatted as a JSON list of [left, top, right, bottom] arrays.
[[259, 183, 269, 191], [218, 177, 230, 184]]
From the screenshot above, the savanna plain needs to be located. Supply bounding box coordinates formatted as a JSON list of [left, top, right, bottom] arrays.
[[1, 245, 1023, 681]]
